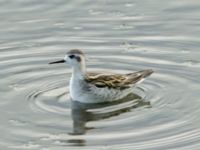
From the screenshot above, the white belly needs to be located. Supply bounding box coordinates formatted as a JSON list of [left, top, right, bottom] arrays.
[[69, 78, 133, 103]]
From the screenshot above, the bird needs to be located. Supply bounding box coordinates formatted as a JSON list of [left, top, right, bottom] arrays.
[[49, 49, 153, 103]]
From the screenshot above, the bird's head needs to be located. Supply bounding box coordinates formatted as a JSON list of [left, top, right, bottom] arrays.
[[49, 49, 85, 68]]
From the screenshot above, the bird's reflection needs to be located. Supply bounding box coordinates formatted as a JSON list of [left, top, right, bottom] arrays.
[[66, 93, 151, 146], [70, 93, 151, 136]]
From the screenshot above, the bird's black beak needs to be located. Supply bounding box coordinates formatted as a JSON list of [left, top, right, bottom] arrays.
[[49, 59, 65, 64]]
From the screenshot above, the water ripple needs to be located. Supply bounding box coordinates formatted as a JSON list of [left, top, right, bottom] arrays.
[[0, 0, 200, 149]]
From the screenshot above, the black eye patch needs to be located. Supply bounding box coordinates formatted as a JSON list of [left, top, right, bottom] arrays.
[[68, 54, 81, 62], [69, 55, 75, 59], [76, 56, 81, 62]]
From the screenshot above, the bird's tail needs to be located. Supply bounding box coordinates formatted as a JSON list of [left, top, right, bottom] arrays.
[[125, 69, 154, 85], [137, 69, 154, 78]]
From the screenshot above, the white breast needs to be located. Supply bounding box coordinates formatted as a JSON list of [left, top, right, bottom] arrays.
[[69, 78, 83, 101]]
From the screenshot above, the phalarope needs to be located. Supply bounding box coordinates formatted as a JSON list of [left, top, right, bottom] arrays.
[[49, 49, 153, 103]]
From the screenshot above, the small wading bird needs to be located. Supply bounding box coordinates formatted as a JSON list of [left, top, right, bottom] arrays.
[[49, 49, 153, 103]]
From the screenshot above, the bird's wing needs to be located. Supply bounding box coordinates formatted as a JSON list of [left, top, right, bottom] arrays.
[[85, 69, 153, 90]]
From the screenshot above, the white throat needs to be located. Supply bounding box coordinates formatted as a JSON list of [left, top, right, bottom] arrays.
[[71, 62, 86, 80]]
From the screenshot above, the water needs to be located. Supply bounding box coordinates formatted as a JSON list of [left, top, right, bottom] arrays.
[[0, 0, 200, 149]]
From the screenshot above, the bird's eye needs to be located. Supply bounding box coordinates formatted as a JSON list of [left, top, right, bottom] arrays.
[[69, 55, 75, 59]]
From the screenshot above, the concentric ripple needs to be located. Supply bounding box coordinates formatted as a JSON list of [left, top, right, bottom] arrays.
[[1, 0, 200, 150]]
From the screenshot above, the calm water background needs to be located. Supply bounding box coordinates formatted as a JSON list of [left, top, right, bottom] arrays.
[[0, 0, 200, 149]]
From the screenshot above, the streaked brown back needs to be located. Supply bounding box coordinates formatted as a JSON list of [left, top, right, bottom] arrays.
[[85, 69, 153, 90]]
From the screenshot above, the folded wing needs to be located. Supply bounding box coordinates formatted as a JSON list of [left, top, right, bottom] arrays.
[[85, 69, 153, 90]]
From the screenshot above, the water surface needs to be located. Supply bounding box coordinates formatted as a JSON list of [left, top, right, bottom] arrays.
[[0, 0, 200, 149]]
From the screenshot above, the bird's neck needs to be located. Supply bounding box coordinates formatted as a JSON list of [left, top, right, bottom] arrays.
[[72, 64, 87, 80]]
